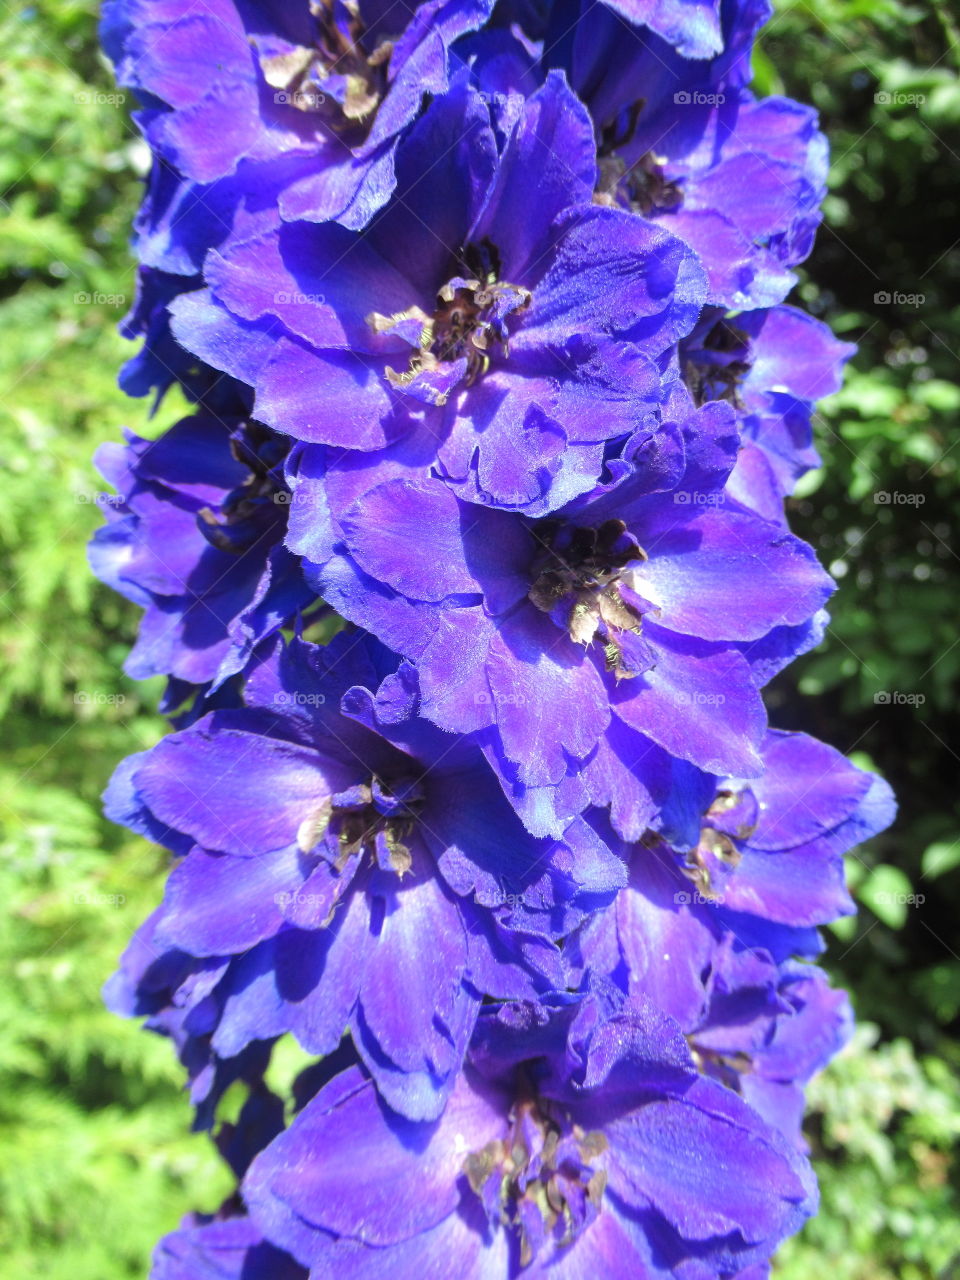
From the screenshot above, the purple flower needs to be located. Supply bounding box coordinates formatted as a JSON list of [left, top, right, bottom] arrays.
[[501, 0, 755, 67], [596, 88, 828, 310], [103, 902, 275, 1128], [484, 7, 823, 309], [88, 414, 312, 687], [570, 729, 895, 1029], [536, 0, 770, 149], [171, 74, 706, 513], [285, 388, 833, 835], [681, 305, 855, 519], [242, 991, 816, 1276], [105, 631, 626, 1118], [152, 1218, 306, 1280], [689, 954, 852, 1150], [102, 0, 493, 229]]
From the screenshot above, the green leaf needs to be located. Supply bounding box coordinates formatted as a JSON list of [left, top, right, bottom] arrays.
[[921, 839, 960, 880]]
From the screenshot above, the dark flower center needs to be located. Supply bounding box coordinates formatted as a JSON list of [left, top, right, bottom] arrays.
[[681, 788, 757, 899], [464, 1094, 607, 1266], [688, 1041, 754, 1092], [528, 519, 655, 678], [197, 424, 291, 555], [298, 775, 424, 877], [682, 317, 751, 408], [596, 151, 684, 217], [371, 241, 530, 402], [428, 275, 531, 382], [258, 0, 397, 145]]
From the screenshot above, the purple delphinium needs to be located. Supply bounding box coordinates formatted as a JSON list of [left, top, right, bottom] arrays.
[[92, 0, 899, 1272], [596, 88, 828, 311], [104, 630, 628, 1119], [170, 74, 706, 513], [474, 7, 825, 310], [89, 413, 312, 688], [285, 386, 833, 836], [680, 305, 855, 519], [101, 0, 494, 229], [152, 1218, 307, 1280], [569, 729, 896, 1028], [242, 990, 816, 1276], [688, 954, 853, 1151]]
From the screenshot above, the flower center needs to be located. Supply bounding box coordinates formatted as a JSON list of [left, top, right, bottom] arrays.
[[429, 275, 531, 380], [197, 425, 290, 555], [528, 519, 656, 678], [297, 775, 423, 876], [258, 0, 395, 144], [595, 151, 684, 217], [681, 788, 757, 899], [688, 1040, 754, 1091], [682, 317, 751, 408], [370, 242, 530, 403], [463, 1096, 607, 1266]]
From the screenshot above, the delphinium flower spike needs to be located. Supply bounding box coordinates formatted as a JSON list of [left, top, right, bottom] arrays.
[[93, 2, 895, 1275]]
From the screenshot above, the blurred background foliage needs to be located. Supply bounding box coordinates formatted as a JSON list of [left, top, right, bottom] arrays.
[[0, 0, 956, 1275]]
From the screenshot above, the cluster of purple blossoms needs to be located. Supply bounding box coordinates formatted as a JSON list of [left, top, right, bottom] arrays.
[[95, 0, 895, 1275]]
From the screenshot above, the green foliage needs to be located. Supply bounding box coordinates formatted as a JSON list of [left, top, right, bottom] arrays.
[[756, 0, 960, 1272], [0, 0, 958, 1276], [777, 1025, 960, 1280], [0, 3, 231, 1276]]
